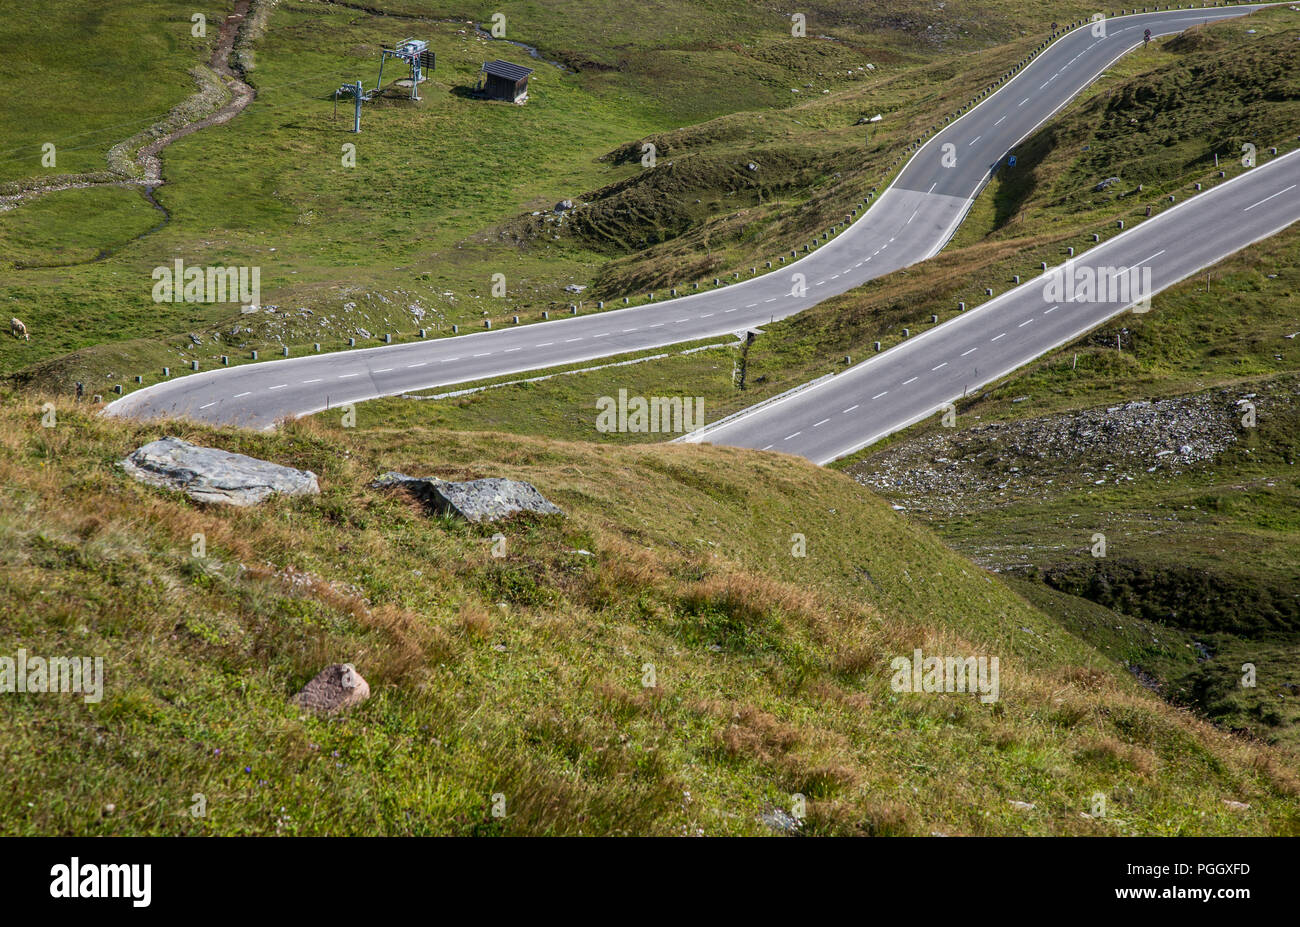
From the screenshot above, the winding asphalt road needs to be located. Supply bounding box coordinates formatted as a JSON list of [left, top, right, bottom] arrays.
[[105, 5, 1280, 438], [684, 148, 1300, 462]]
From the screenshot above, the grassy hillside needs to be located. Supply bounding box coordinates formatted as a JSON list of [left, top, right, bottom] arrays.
[[1, 392, 1297, 834], [328, 11, 1300, 760]]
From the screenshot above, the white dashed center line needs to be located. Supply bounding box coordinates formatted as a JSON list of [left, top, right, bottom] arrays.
[[872, 391, 888, 400], [199, 401, 216, 409], [902, 376, 918, 385], [1018, 318, 1033, 328], [960, 348, 977, 357], [302, 378, 322, 384], [991, 333, 1006, 341], [842, 404, 859, 414], [234, 391, 251, 398], [813, 418, 830, 427], [268, 384, 288, 390], [931, 362, 947, 371], [1243, 185, 1296, 211]]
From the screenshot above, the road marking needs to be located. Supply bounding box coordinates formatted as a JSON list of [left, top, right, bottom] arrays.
[[968, 136, 981, 146], [872, 391, 888, 400], [842, 404, 859, 414], [927, 182, 936, 193], [593, 332, 609, 338], [961, 347, 977, 357], [784, 431, 802, 441], [1018, 318, 1033, 327], [1131, 248, 1166, 266], [907, 209, 918, 224], [406, 363, 426, 368], [764, 298, 777, 303], [268, 384, 288, 390], [815, 281, 825, 286], [991, 333, 1006, 341], [761, 444, 773, 451], [813, 418, 830, 427], [745, 303, 758, 308], [1243, 184, 1295, 211], [503, 348, 520, 353], [725, 308, 738, 313], [1044, 306, 1057, 314], [339, 373, 359, 379], [700, 313, 714, 318], [566, 336, 585, 340], [902, 376, 918, 385], [374, 368, 392, 373], [302, 378, 323, 383], [1019, 98, 1029, 106], [539, 341, 556, 345], [234, 391, 251, 398], [994, 115, 1006, 126], [199, 401, 216, 409], [931, 362, 947, 370], [473, 352, 492, 357]]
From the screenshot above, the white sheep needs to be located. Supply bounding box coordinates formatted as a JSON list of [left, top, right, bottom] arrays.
[[10, 318, 29, 342]]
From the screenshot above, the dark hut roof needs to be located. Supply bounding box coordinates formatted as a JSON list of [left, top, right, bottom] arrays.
[[482, 59, 534, 81]]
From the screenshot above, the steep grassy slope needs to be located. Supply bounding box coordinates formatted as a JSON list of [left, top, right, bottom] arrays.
[[0, 392, 1296, 835]]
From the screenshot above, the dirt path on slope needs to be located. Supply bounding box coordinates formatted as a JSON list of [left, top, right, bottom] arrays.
[[0, 0, 259, 216]]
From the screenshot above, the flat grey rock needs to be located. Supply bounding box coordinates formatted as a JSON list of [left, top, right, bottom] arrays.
[[372, 470, 562, 523], [122, 436, 320, 506]]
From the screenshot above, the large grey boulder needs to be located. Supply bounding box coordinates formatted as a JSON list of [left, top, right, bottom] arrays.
[[372, 471, 562, 523], [121, 436, 320, 506]]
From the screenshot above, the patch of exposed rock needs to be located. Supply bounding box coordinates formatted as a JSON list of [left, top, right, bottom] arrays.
[[849, 389, 1276, 516], [372, 471, 563, 522], [292, 663, 370, 714], [121, 436, 319, 506]]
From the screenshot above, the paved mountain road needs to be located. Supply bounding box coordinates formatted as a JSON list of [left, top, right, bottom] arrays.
[[683, 150, 1300, 462], [105, 6, 1276, 435]]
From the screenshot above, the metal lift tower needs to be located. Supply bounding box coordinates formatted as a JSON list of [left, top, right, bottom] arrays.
[[332, 38, 435, 132], [333, 80, 373, 133], [377, 38, 435, 101]]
